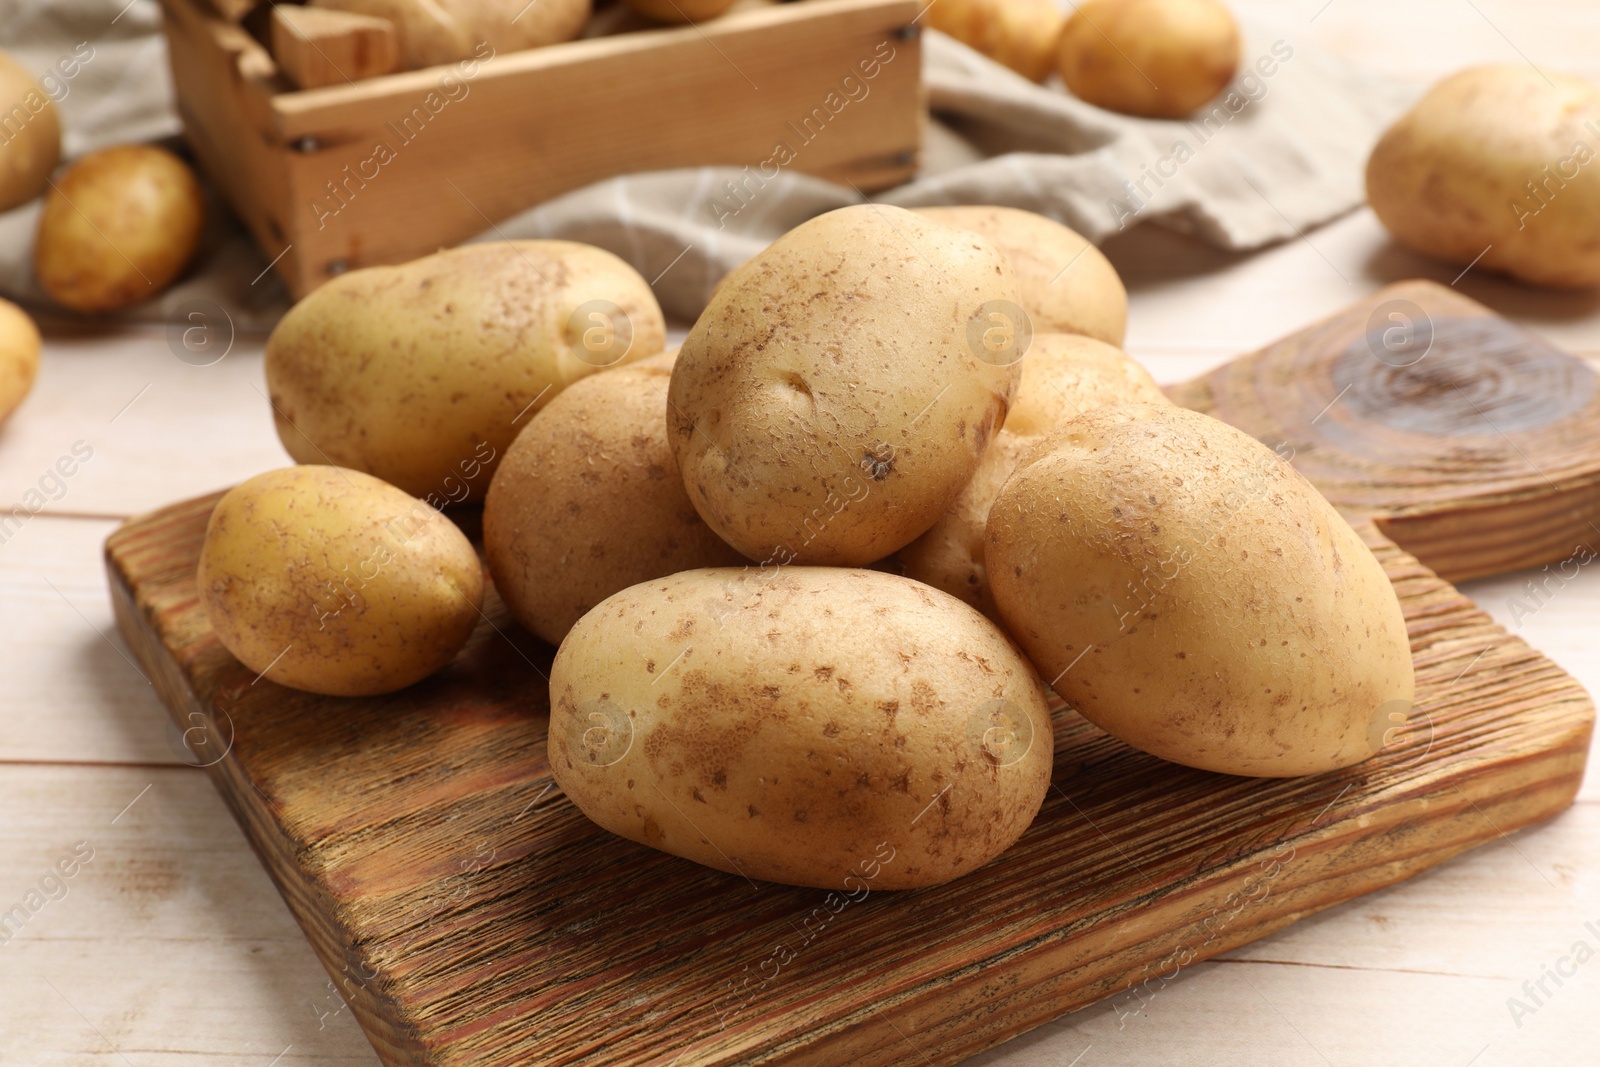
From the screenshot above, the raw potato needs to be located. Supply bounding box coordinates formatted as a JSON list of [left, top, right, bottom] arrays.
[[1367, 65, 1600, 289], [913, 205, 1127, 346], [0, 298, 40, 428], [197, 465, 485, 697], [918, 0, 1065, 83], [0, 50, 61, 212], [1057, 0, 1240, 119], [669, 204, 1023, 567], [314, 0, 589, 68], [986, 404, 1414, 777], [34, 145, 204, 314], [484, 351, 745, 645], [265, 241, 665, 502], [623, 0, 736, 23], [901, 334, 1165, 616], [549, 567, 1053, 889]]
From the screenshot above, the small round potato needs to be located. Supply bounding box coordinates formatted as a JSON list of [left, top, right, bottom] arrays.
[[901, 334, 1165, 615], [549, 567, 1053, 889], [484, 351, 744, 645], [986, 404, 1414, 777], [919, 0, 1065, 84], [914, 206, 1127, 346], [265, 240, 666, 502], [0, 298, 41, 428], [669, 204, 1023, 567], [1367, 65, 1600, 289], [623, 0, 736, 23], [33, 145, 205, 314], [0, 50, 61, 212], [197, 465, 485, 697], [1057, 0, 1240, 119]]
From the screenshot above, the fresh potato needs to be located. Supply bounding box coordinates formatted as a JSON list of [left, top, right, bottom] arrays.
[[623, 0, 736, 23], [919, 0, 1065, 83], [669, 204, 1023, 567], [314, 0, 589, 68], [913, 206, 1127, 346], [484, 351, 744, 645], [901, 334, 1165, 615], [1367, 65, 1600, 288], [197, 465, 484, 696], [549, 567, 1052, 889], [986, 403, 1414, 777], [33, 145, 204, 314], [0, 50, 61, 212], [266, 240, 665, 502], [1057, 0, 1240, 119], [0, 298, 40, 427]]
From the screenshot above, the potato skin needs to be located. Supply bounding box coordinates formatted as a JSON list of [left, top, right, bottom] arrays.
[[669, 204, 1023, 567], [913, 206, 1127, 346], [0, 51, 61, 212], [0, 298, 41, 427], [1057, 0, 1240, 119], [34, 145, 204, 314], [313, 0, 589, 68], [549, 567, 1053, 889], [197, 465, 485, 697], [265, 241, 665, 502], [484, 352, 744, 645], [623, 0, 736, 23], [901, 334, 1164, 616], [1367, 65, 1600, 288], [919, 0, 1065, 83], [986, 404, 1414, 777]]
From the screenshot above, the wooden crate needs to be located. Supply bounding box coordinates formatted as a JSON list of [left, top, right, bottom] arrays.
[[158, 0, 923, 298]]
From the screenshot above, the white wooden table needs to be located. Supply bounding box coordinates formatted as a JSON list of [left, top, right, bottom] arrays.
[[2, 2, 1597, 1063]]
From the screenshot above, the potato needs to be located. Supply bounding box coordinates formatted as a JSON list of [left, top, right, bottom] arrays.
[[33, 145, 204, 314], [0, 298, 40, 428], [913, 206, 1127, 346], [986, 404, 1414, 777], [669, 204, 1023, 567], [266, 240, 665, 502], [549, 567, 1052, 889], [1057, 0, 1240, 119], [314, 0, 589, 68], [919, 0, 1065, 83], [0, 50, 61, 212], [623, 0, 736, 23], [197, 465, 484, 696], [1367, 65, 1600, 289], [901, 334, 1165, 615], [484, 351, 744, 645]]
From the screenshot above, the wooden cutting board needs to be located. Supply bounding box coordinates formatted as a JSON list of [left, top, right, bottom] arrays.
[[106, 280, 1596, 1067]]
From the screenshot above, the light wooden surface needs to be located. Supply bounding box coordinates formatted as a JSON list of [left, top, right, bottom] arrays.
[[2, 1, 1598, 1064], [270, 6, 400, 91]]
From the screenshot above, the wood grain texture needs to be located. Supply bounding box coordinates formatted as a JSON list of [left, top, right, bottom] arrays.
[[105, 490, 1592, 1067], [1168, 280, 1600, 583], [271, 5, 400, 90], [159, 0, 923, 297]]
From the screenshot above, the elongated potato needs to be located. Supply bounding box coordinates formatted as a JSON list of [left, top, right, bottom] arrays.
[[265, 241, 665, 502], [1057, 0, 1240, 119], [0, 50, 61, 212], [987, 404, 1414, 777], [919, 0, 1065, 83], [1367, 65, 1600, 288], [549, 567, 1053, 889], [669, 204, 1023, 567], [0, 298, 41, 427], [913, 206, 1127, 346], [197, 465, 485, 696], [901, 334, 1165, 615], [484, 351, 744, 645], [313, 0, 589, 68]]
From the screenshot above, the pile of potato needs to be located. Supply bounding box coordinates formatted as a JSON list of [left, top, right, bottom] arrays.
[[199, 202, 1414, 890]]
